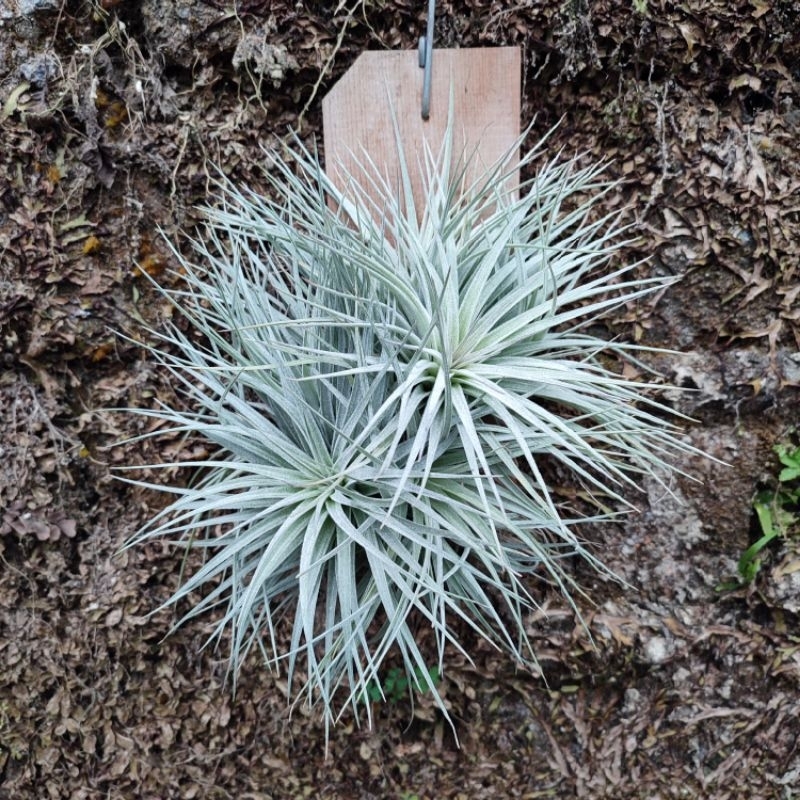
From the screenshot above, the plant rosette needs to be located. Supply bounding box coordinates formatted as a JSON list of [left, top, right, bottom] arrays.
[[120, 125, 704, 735]]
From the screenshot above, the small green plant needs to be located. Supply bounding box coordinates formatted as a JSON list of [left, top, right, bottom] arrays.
[[122, 123, 703, 735], [725, 440, 800, 587], [362, 665, 441, 704], [775, 442, 800, 483]]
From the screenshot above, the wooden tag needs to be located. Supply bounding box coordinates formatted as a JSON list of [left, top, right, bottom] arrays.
[[322, 48, 521, 214]]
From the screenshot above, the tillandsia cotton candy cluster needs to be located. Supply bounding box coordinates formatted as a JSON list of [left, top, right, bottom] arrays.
[[123, 126, 700, 734]]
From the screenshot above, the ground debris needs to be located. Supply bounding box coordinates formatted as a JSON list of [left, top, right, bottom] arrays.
[[1, 0, 799, 797]]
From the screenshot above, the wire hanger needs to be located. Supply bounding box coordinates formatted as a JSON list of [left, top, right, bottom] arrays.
[[418, 0, 436, 119]]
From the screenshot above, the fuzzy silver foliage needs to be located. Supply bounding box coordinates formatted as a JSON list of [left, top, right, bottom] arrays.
[[123, 128, 699, 733]]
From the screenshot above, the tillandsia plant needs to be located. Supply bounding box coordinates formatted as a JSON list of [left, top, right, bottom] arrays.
[[122, 124, 701, 735]]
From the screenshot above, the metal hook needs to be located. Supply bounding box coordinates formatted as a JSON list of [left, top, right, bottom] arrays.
[[418, 0, 435, 120]]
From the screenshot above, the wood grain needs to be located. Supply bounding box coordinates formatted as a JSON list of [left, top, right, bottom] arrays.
[[322, 47, 521, 216]]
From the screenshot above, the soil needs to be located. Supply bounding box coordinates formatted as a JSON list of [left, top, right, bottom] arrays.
[[1, 1, 799, 798]]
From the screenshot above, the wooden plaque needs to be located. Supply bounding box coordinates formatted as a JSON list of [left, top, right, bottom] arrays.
[[322, 48, 521, 214]]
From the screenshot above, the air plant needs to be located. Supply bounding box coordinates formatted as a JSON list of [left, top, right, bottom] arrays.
[[122, 125, 700, 734]]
